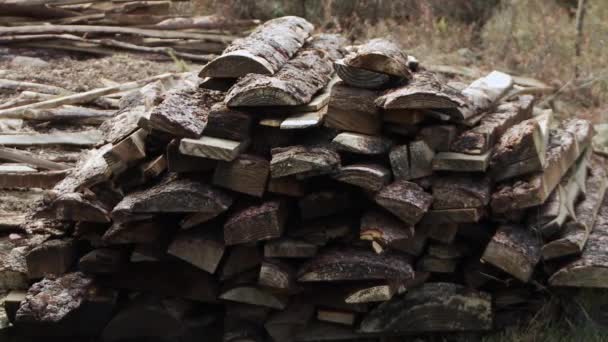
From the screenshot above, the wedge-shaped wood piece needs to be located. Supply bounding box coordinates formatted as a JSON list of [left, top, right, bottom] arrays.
[[374, 180, 432, 225], [432, 175, 491, 209], [280, 106, 328, 130], [482, 224, 541, 282], [166, 139, 216, 173], [203, 104, 252, 141], [317, 309, 356, 326], [345, 283, 398, 303], [225, 34, 344, 107], [265, 302, 314, 342], [325, 83, 381, 135], [270, 145, 340, 179], [332, 164, 391, 192], [432, 151, 491, 172], [456, 70, 514, 120], [102, 128, 148, 175], [220, 285, 288, 310], [25, 239, 76, 279], [199, 76, 236, 91], [200, 16, 314, 78], [0, 131, 102, 147], [492, 119, 594, 213], [148, 87, 224, 138], [360, 210, 416, 254], [213, 154, 270, 197], [408, 140, 434, 179], [224, 200, 288, 245], [343, 38, 411, 78], [259, 259, 295, 292], [78, 248, 128, 274], [298, 248, 413, 282], [50, 192, 111, 223], [52, 144, 112, 193], [451, 95, 534, 154], [100, 260, 217, 302], [264, 238, 318, 258], [179, 136, 248, 162], [359, 283, 492, 333], [331, 132, 392, 155], [549, 193, 608, 287], [112, 177, 233, 220], [334, 58, 393, 89], [542, 157, 607, 260], [167, 230, 225, 274], [490, 114, 550, 180]]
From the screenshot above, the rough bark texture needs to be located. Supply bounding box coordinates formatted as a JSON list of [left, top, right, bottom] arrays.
[[359, 283, 492, 333], [212, 154, 270, 197], [332, 164, 391, 192], [298, 248, 414, 282], [203, 104, 252, 141], [359, 210, 416, 253], [374, 180, 433, 225], [432, 151, 491, 172], [225, 34, 345, 107], [270, 145, 340, 179], [490, 117, 545, 176], [343, 38, 411, 78], [432, 175, 491, 209], [200, 16, 314, 78], [331, 132, 393, 155], [223, 200, 287, 245]]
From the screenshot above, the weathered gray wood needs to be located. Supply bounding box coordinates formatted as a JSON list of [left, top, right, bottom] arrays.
[[265, 302, 314, 342], [492, 119, 594, 213], [270, 145, 340, 179], [432, 175, 491, 209], [345, 283, 398, 303], [200, 16, 313, 77], [419, 125, 460, 152], [0, 245, 28, 292], [549, 189, 608, 287], [388, 145, 410, 180], [280, 106, 328, 130], [343, 38, 411, 78], [258, 259, 295, 292], [482, 224, 542, 282], [317, 309, 356, 326], [334, 58, 393, 89], [298, 248, 413, 282], [112, 177, 233, 222], [542, 155, 606, 260], [179, 136, 249, 162], [374, 180, 433, 225], [167, 230, 225, 274], [325, 83, 381, 135], [47, 192, 111, 223], [420, 208, 485, 225], [332, 164, 391, 192], [451, 95, 535, 155], [225, 34, 345, 107], [432, 151, 491, 172], [224, 200, 288, 245], [331, 132, 392, 155], [359, 210, 417, 255], [0, 130, 101, 146], [102, 128, 148, 175], [203, 104, 252, 141], [359, 283, 491, 333], [25, 239, 76, 279], [0, 147, 69, 171], [213, 154, 270, 197], [408, 140, 434, 179], [166, 139, 216, 173]]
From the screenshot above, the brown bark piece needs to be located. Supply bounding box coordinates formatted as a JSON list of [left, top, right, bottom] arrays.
[[270, 145, 340, 179], [331, 132, 392, 155], [224, 200, 288, 245], [167, 230, 225, 274], [432, 175, 491, 209], [374, 180, 432, 225]]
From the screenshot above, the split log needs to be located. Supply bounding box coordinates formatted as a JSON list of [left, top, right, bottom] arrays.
[[212, 154, 269, 197], [343, 38, 411, 78], [432, 175, 491, 209], [359, 283, 492, 333], [102, 128, 147, 175], [199, 76, 236, 92], [482, 224, 542, 282], [360, 210, 417, 255], [179, 136, 248, 162], [166, 139, 216, 173], [167, 229, 225, 274], [280, 106, 328, 130], [225, 33, 344, 107], [420, 208, 485, 225], [331, 132, 392, 155], [224, 200, 288, 245], [297, 248, 414, 282], [408, 140, 434, 179], [52, 144, 112, 193], [4, 290, 26, 324], [334, 58, 393, 89], [374, 180, 433, 225], [332, 164, 391, 192], [258, 259, 295, 292], [148, 87, 224, 138], [549, 192, 608, 287], [264, 238, 318, 258], [451, 95, 534, 154], [417, 224, 459, 244], [220, 285, 288, 310], [325, 83, 381, 135], [287, 218, 350, 247], [417, 124, 459, 152], [78, 248, 128, 274], [270, 146, 340, 179], [432, 151, 491, 172], [542, 156, 607, 260], [0, 130, 101, 146], [298, 191, 352, 219], [47, 192, 111, 223], [491, 119, 594, 213], [25, 239, 76, 279], [200, 16, 314, 78], [204, 104, 252, 141], [15, 106, 116, 124], [388, 145, 410, 180], [111, 177, 233, 222]]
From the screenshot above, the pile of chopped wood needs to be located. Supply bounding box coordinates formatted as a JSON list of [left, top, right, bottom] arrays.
[[0, 0, 259, 61], [2, 15, 607, 341]]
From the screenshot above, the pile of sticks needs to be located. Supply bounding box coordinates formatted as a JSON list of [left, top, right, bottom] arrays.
[[0, 0, 259, 61], [1, 15, 607, 341]]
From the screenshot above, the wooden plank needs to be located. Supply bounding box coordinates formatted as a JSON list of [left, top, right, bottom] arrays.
[[432, 151, 491, 172], [212, 154, 269, 197], [224, 200, 287, 245], [331, 132, 392, 155], [343, 38, 411, 78], [0, 147, 70, 171], [179, 136, 248, 162], [324, 83, 381, 135], [374, 180, 433, 225], [359, 283, 492, 333], [0, 130, 101, 146], [200, 16, 313, 77], [258, 259, 295, 292]]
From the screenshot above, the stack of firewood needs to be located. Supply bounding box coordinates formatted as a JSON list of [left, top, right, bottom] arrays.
[[0, 0, 259, 61], [2, 15, 607, 341]]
